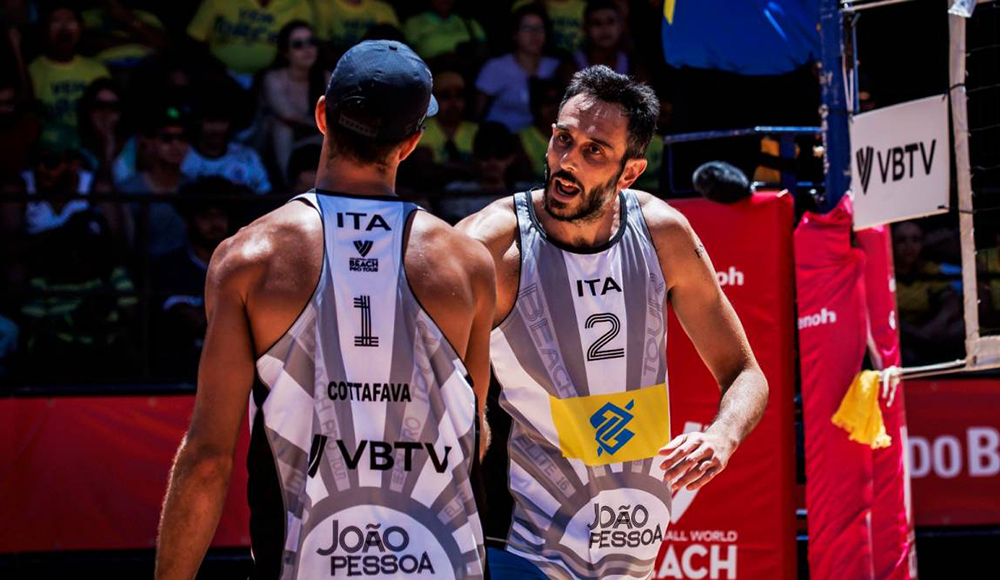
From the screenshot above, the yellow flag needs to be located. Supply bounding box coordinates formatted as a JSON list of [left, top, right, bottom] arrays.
[[550, 384, 670, 466], [832, 370, 892, 449]]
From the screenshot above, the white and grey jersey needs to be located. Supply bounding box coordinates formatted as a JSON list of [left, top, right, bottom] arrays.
[[488, 190, 671, 580], [248, 190, 485, 580]]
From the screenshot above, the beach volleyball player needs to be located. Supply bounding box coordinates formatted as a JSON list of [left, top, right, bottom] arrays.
[[155, 41, 495, 579], [458, 66, 769, 579]]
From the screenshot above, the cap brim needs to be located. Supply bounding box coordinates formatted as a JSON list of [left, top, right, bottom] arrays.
[[426, 94, 438, 118]]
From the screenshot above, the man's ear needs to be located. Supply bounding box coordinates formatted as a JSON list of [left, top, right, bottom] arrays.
[[617, 157, 648, 191], [396, 128, 425, 163], [315, 96, 327, 135]]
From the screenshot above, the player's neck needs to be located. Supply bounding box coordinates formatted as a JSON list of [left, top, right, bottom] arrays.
[[315, 157, 399, 198], [532, 188, 622, 250]]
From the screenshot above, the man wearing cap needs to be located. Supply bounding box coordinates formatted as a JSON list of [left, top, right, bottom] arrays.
[[155, 41, 495, 580]]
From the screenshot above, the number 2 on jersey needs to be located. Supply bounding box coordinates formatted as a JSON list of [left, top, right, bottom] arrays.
[[585, 312, 624, 361]]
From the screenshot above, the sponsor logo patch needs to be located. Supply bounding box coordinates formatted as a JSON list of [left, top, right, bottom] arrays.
[[350, 240, 378, 272], [549, 383, 669, 465]]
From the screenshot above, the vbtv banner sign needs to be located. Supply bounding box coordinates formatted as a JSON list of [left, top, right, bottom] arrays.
[[850, 94, 950, 230]]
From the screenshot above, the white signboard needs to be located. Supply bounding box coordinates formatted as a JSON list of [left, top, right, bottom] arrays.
[[850, 94, 950, 230]]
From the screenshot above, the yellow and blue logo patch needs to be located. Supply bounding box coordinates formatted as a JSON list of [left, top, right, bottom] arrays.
[[549, 384, 670, 466]]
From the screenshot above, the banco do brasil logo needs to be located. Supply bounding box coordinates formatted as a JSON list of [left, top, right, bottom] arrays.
[[590, 399, 635, 457]]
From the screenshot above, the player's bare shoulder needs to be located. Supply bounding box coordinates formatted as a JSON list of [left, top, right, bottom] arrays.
[[455, 195, 518, 258], [630, 189, 702, 249], [407, 210, 495, 308], [628, 189, 690, 237], [455, 195, 521, 326], [629, 189, 711, 288], [206, 199, 323, 353]]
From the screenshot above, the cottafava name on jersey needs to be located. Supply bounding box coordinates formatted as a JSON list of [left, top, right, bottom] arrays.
[[327, 381, 411, 403], [317, 521, 434, 576], [587, 503, 665, 549]]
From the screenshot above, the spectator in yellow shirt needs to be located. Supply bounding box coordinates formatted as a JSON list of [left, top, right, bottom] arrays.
[[545, 0, 586, 54], [419, 69, 478, 166], [81, 2, 168, 70], [315, 0, 400, 53], [893, 220, 965, 365], [186, 0, 316, 88], [405, 67, 479, 193], [28, 4, 110, 142], [514, 0, 585, 54], [403, 0, 487, 61]]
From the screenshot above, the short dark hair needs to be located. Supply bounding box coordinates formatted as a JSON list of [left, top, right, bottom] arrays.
[[693, 161, 752, 204], [511, 3, 552, 43], [560, 65, 659, 161], [324, 89, 417, 170], [327, 124, 410, 169]]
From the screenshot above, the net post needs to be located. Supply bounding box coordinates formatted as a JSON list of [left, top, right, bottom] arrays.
[[819, 0, 852, 212]]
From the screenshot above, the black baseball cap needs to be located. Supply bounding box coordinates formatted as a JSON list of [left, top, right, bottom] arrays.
[[326, 40, 438, 141]]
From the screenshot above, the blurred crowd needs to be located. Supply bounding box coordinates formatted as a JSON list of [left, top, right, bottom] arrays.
[[0, 0, 988, 383], [0, 0, 675, 382]]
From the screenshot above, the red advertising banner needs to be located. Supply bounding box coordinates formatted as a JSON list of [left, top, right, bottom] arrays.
[[795, 196, 877, 580], [0, 395, 250, 552], [905, 378, 1000, 527], [654, 192, 798, 580]]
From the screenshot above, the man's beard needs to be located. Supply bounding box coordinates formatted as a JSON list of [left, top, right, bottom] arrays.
[[542, 158, 624, 223]]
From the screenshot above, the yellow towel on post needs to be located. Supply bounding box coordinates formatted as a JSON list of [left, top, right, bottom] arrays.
[[831, 370, 892, 449]]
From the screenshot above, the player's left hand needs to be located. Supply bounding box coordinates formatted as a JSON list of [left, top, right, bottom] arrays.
[[658, 430, 737, 493]]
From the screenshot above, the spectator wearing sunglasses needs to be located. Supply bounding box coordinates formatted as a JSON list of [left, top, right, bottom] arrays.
[[404, 66, 480, 193], [419, 69, 478, 167], [116, 105, 191, 257], [261, 21, 330, 185]]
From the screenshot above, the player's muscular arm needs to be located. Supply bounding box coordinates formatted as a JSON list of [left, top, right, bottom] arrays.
[[461, 239, 498, 456], [408, 214, 497, 457], [155, 235, 261, 580], [456, 198, 519, 327], [640, 195, 769, 493]]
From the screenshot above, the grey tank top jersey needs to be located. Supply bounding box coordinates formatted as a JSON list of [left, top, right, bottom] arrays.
[[248, 190, 485, 579], [489, 190, 671, 579]]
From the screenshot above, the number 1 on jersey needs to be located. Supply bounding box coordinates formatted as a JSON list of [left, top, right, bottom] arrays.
[[353, 295, 379, 347]]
